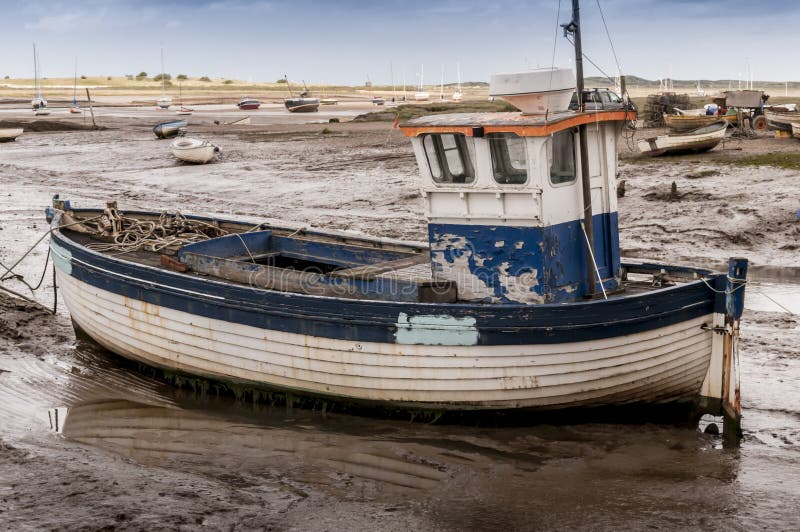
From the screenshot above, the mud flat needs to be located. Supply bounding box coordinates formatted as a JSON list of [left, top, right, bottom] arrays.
[[1, 111, 799, 529]]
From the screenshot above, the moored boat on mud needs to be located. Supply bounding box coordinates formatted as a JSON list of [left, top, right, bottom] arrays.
[[0, 128, 24, 142], [170, 137, 219, 164], [45, 2, 749, 429], [663, 113, 719, 133], [638, 120, 728, 156], [764, 109, 800, 132], [152, 119, 188, 139], [237, 96, 261, 110]]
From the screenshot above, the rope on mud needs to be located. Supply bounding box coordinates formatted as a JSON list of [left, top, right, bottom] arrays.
[[752, 290, 797, 316], [0, 215, 103, 314]]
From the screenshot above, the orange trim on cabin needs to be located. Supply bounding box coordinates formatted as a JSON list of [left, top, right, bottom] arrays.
[[400, 110, 636, 137]]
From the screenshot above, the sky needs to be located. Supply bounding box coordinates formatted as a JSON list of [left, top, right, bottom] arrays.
[[2, 0, 799, 85]]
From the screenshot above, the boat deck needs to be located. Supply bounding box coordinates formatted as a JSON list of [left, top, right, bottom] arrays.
[[62, 227, 696, 304]]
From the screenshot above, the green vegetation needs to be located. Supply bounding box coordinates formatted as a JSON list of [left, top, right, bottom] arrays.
[[199, 76, 211, 82], [136, 71, 147, 79], [276, 78, 288, 83], [152, 73, 171, 81], [685, 169, 720, 179], [719, 152, 800, 170], [321, 127, 332, 134], [176, 74, 188, 80], [223, 79, 233, 85]]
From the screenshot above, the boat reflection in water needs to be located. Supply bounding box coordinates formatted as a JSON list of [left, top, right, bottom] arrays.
[[62, 398, 449, 491]]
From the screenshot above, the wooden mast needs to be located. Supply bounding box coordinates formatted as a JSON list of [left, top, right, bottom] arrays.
[[566, 0, 596, 297]]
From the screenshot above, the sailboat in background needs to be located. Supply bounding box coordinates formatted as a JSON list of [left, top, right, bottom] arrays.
[[31, 44, 50, 115], [414, 64, 430, 101], [157, 47, 172, 109], [439, 65, 445, 100], [452, 62, 463, 101], [175, 81, 193, 115], [386, 62, 398, 107], [70, 58, 80, 114]]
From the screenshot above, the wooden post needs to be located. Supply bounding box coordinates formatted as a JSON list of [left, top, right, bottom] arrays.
[[722, 257, 748, 438], [85, 88, 97, 129]]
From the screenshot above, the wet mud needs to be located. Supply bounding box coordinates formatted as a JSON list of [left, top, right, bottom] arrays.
[[1, 110, 799, 530]]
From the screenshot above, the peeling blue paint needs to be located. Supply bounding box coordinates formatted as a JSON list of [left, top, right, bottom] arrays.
[[428, 212, 620, 303]]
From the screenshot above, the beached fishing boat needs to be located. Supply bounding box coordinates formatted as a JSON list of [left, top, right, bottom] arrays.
[[0, 128, 24, 142], [764, 109, 800, 132], [46, 3, 747, 429], [47, 69, 746, 433], [237, 97, 261, 110], [170, 137, 219, 164], [663, 113, 718, 133], [152, 119, 187, 139], [638, 120, 727, 156]]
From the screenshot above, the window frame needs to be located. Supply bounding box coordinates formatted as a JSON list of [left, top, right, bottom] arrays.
[[487, 132, 529, 186], [548, 129, 578, 187], [421, 133, 476, 186]]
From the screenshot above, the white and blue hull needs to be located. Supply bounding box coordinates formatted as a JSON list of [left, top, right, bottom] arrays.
[[51, 225, 735, 413]]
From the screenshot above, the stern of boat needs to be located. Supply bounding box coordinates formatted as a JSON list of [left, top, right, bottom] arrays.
[[698, 257, 748, 439]]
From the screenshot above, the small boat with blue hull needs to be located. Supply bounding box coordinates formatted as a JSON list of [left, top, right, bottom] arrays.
[[153, 119, 188, 139], [46, 10, 749, 425]]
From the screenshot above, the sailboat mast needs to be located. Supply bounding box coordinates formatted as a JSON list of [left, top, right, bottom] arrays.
[[440, 65, 444, 100], [402, 67, 407, 100], [420, 64, 424, 91], [457, 62, 461, 93], [33, 43, 39, 99], [568, 0, 596, 296], [390, 61, 396, 100], [73, 58, 78, 104], [160, 47, 166, 96]]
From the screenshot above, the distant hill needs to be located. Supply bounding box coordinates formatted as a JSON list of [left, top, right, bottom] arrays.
[[584, 75, 800, 93]]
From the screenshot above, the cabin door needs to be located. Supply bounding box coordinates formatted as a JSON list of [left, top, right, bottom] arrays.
[[587, 125, 615, 281]]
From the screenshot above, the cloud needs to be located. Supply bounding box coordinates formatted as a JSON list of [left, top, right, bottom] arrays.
[[24, 12, 83, 31]]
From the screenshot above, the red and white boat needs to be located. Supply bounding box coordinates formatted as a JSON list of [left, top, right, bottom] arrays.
[[237, 96, 261, 110]]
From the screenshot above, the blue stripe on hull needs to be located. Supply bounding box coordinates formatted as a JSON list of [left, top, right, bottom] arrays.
[[52, 230, 724, 346]]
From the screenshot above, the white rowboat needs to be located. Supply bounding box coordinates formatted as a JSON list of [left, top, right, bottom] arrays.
[[170, 137, 219, 164], [638, 120, 727, 157], [0, 128, 23, 142]]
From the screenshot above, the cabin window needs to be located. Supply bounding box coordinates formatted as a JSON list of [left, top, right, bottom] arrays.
[[549, 130, 576, 185], [422, 134, 475, 184], [488, 133, 528, 184]]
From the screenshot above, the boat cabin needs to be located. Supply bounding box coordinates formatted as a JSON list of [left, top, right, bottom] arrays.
[[400, 70, 635, 304]]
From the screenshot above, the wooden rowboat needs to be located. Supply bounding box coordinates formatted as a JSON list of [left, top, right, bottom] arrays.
[[764, 110, 800, 132], [0, 128, 23, 142], [638, 120, 727, 157], [663, 113, 719, 133]]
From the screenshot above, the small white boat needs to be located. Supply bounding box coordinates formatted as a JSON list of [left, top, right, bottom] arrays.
[[638, 120, 727, 157], [34, 108, 51, 116], [490, 68, 574, 114], [170, 137, 219, 164], [320, 98, 339, 105], [175, 106, 193, 116], [0, 128, 23, 142]]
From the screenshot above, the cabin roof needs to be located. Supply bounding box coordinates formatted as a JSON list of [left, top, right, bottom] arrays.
[[400, 109, 634, 137]]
